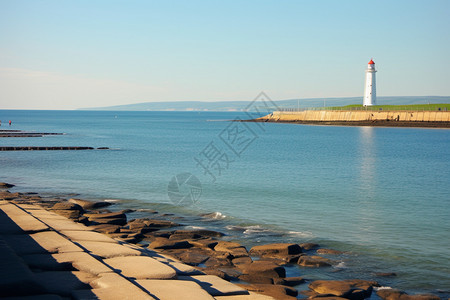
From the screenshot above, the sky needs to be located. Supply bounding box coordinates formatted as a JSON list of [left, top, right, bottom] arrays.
[[0, 0, 449, 110]]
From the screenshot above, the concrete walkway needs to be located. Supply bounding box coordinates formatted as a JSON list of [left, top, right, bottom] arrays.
[[0, 201, 274, 299]]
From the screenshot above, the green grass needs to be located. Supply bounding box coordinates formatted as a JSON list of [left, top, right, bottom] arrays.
[[325, 103, 450, 111]]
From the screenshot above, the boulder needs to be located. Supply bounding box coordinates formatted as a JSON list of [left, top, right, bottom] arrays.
[[148, 237, 192, 249], [214, 241, 249, 258], [249, 243, 302, 257], [274, 276, 305, 287], [308, 279, 379, 300], [300, 242, 319, 250], [0, 182, 15, 188], [170, 229, 224, 240], [84, 212, 127, 226], [239, 260, 286, 279], [69, 198, 111, 209], [204, 256, 233, 268], [377, 289, 440, 300], [177, 249, 211, 266], [317, 248, 344, 255], [135, 218, 180, 228], [51, 202, 84, 212], [232, 256, 253, 266], [298, 255, 332, 267], [90, 224, 121, 234]]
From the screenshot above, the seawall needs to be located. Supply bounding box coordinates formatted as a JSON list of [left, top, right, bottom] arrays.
[[252, 110, 450, 127]]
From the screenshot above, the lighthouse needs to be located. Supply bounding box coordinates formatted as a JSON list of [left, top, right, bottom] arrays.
[[363, 59, 377, 106]]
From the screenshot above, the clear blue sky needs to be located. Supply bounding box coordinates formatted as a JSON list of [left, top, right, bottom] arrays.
[[1, 0, 449, 109]]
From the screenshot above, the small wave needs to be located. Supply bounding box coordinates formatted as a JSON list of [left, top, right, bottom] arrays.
[[375, 286, 393, 291], [186, 225, 207, 230], [334, 261, 348, 269], [103, 199, 121, 203], [200, 212, 227, 219], [287, 230, 314, 238], [243, 226, 272, 235]]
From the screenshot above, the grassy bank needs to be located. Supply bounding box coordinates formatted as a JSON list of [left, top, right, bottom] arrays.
[[326, 103, 450, 111]]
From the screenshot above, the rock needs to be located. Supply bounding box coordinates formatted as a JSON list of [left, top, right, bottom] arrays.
[[317, 248, 344, 255], [214, 241, 249, 258], [148, 237, 192, 249], [68, 198, 112, 209], [239, 283, 298, 299], [90, 224, 121, 234], [232, 256, 253, 266], [308, 279, 379, 300], [127, 221, 158, 234], [300, 242, 319, 250], [204, 256, 233, 268], [0, 191, 21, 200], [375, 272, 397, 277], [189, 239, 219, 249], [177, 249, 211, 266], [377, 289, 440, 300], [274, 276, 305, 287], [170, 229, 224, 240], [239, 274, 274, 284], [0, 182, 15, 188], [249, 243, 302, 257], [239, 260, 286, 279], [135, 218, 180, 228], [84, 212, 127, 226], [298, 255, 332, 267], [51, 202, 84, 212]]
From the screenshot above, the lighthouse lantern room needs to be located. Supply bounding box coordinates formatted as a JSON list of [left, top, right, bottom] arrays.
[[363, 59, 377, 106]]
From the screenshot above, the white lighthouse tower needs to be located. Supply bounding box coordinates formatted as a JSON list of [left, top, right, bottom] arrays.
[[363, 59, 377, 106]]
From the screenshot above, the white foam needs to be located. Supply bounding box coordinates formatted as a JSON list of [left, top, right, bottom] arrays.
[[103, 199, 121, 202], [335, 261, 348, 269], [375, 286, 393, 291], [287, 230, 314, 238]]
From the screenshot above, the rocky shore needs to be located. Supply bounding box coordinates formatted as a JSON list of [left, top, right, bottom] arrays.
[[0, 182, 444, 300]]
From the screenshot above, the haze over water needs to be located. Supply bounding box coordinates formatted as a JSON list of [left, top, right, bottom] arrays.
[[1, 110, 449, 296]]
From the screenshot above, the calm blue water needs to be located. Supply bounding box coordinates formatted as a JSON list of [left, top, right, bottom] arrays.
[[1, 110, 449, 296]]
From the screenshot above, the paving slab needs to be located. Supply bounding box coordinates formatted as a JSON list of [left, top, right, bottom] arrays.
[[104, 256, 177, 279], [61, 230, 118, 243], [53, 252, 114, 275], [34, 271, 93, 297], [76, 241, 142, 258], [26, 209, 70, 220], [38, 217, 91, 231], [89, 272, 155, 300], [14, 203, 44, 210], [30, 231, 84, 253], [214, 292, 276, 300], [137, 279, 215, 300], [179, 275, 249, 296], [0, 203, 49, 232]]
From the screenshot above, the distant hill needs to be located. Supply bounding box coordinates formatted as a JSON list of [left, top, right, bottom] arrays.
[[79, 96, 450, 111]]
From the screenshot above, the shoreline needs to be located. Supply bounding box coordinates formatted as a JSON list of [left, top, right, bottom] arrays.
[[1, 182, 445, 300]]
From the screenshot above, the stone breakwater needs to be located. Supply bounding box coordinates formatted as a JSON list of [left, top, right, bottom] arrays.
[[0, 182, 443, 300], [250, 110, 450, 128]]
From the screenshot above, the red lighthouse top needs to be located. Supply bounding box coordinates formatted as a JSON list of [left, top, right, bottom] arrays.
[[368, 59, 375, 64]]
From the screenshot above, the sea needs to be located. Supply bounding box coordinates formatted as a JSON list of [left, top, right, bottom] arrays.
[[1, 110, 449, 298]]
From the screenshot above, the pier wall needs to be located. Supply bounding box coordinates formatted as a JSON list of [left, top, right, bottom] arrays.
[[261, 110, 450, 122]]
